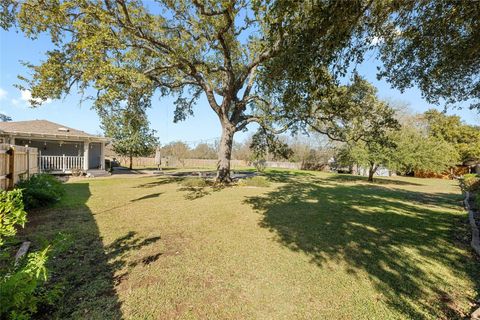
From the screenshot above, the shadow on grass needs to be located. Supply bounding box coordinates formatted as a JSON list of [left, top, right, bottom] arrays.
[[326, 173, 424, 186], [19, 182, 161, 319], [134, 176, 184, 188], [245, 176, 479, 319], [263, 169, 314, 183], [179, 181, 226, 200], [131, 192, 163, 202]]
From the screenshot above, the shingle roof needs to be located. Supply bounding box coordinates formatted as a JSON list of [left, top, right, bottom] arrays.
[[0, 120, 106, 140]]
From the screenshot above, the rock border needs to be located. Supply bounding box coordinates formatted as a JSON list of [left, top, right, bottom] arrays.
[[464, 192, 480, 256], [464, 192, 480, 320]]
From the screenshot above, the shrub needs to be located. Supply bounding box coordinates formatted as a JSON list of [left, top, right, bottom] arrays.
[[460, 174, 480, 192], [16, 174, 65, 209], [180, 177, 208, 188], [238, 176, 270, 187], [252, 159, 266, 173]]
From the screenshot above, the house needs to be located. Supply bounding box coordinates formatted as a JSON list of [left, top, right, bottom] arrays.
[[0, 120, 109, 174]]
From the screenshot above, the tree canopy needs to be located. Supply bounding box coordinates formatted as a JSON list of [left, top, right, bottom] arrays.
[[1, 0, 478, 181], [0, 0, 393, 182], [374, 1, 480, 109]]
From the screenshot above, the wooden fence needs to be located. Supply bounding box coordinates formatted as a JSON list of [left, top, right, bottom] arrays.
[[0, 144, 39, 190], [115, 156, 302, 170]]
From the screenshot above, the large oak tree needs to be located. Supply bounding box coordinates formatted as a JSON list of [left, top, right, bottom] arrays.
[[0, 0, 382, 182]]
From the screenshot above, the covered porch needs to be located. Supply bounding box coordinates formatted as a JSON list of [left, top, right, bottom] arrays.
[[0, 120, 110, 175], [14, 138, 107, 174]]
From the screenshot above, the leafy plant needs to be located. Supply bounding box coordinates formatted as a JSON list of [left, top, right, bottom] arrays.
[[0, 189, 27, 246], [0, 189, 67, 320], [16, 174, 65, 209], [1, 246, 52, 319]]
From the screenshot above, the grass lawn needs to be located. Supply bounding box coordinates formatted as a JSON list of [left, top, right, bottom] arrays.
[[20, 170, 479, 319]]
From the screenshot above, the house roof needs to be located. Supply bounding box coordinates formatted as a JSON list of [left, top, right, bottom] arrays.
[[0, 120, 109, 142]]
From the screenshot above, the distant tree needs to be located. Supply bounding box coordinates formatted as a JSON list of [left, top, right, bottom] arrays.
[[336, 140, 395, 182], [0, 113, 11, 122], [390, 126, 459, 176], [101, 93, 158, 170], [338, 123, 461, 179], [231, 140, 252, 162], [190, 143, 217, 160], [310, 78, 400, 181], [161, 142, 191, 167], [423, 109, 480, 163]]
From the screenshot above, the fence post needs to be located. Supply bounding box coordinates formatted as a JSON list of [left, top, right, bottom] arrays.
[[7, 147, 14, 190], [62, 154, 66, 173], [26, 148, 30, 179]]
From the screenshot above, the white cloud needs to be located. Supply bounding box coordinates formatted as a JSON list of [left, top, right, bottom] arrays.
[[20, 89, 52, 105], [11, 98, 20, 106], [0, 88, 7, 100]]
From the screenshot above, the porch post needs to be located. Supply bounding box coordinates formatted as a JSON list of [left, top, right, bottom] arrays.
[[83, 141, 89, 171], [100, 142, 105, 170]]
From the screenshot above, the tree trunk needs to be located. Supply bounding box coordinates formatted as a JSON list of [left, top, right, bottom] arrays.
[[129, 154, 133, 170], [216, 125, 235, 183], [368, 163, 376, 182]]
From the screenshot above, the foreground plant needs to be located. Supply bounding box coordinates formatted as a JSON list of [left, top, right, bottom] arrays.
[[0, 189, 66, 320]]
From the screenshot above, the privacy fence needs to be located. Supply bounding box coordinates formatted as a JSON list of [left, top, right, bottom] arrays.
[[116, 156, 302, 170], [0, 144, 39, 190]]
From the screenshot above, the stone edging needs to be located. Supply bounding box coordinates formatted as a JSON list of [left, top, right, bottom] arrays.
[[464, 192, 480, 320], [464, 192, 480, 256]]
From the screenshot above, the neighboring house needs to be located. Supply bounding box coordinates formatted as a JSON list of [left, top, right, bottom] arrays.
[[0, 120, 109, 174]]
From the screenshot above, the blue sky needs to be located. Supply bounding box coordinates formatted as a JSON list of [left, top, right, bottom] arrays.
[[0, 28, 478, 145]]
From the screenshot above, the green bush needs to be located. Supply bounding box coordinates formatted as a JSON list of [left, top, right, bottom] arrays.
[[180, 177, 208, 188], [16, 174, 65, 209], [238, 176, 270, 187]]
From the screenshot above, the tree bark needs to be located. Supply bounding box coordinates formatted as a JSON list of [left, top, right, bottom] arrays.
[[129, 154, 133, 170], [216, 124, 235, 183], [368, 162, 376, 182]]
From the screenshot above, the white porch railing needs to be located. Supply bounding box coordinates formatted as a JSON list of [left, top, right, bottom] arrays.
[[38, 155, 84, 173]]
